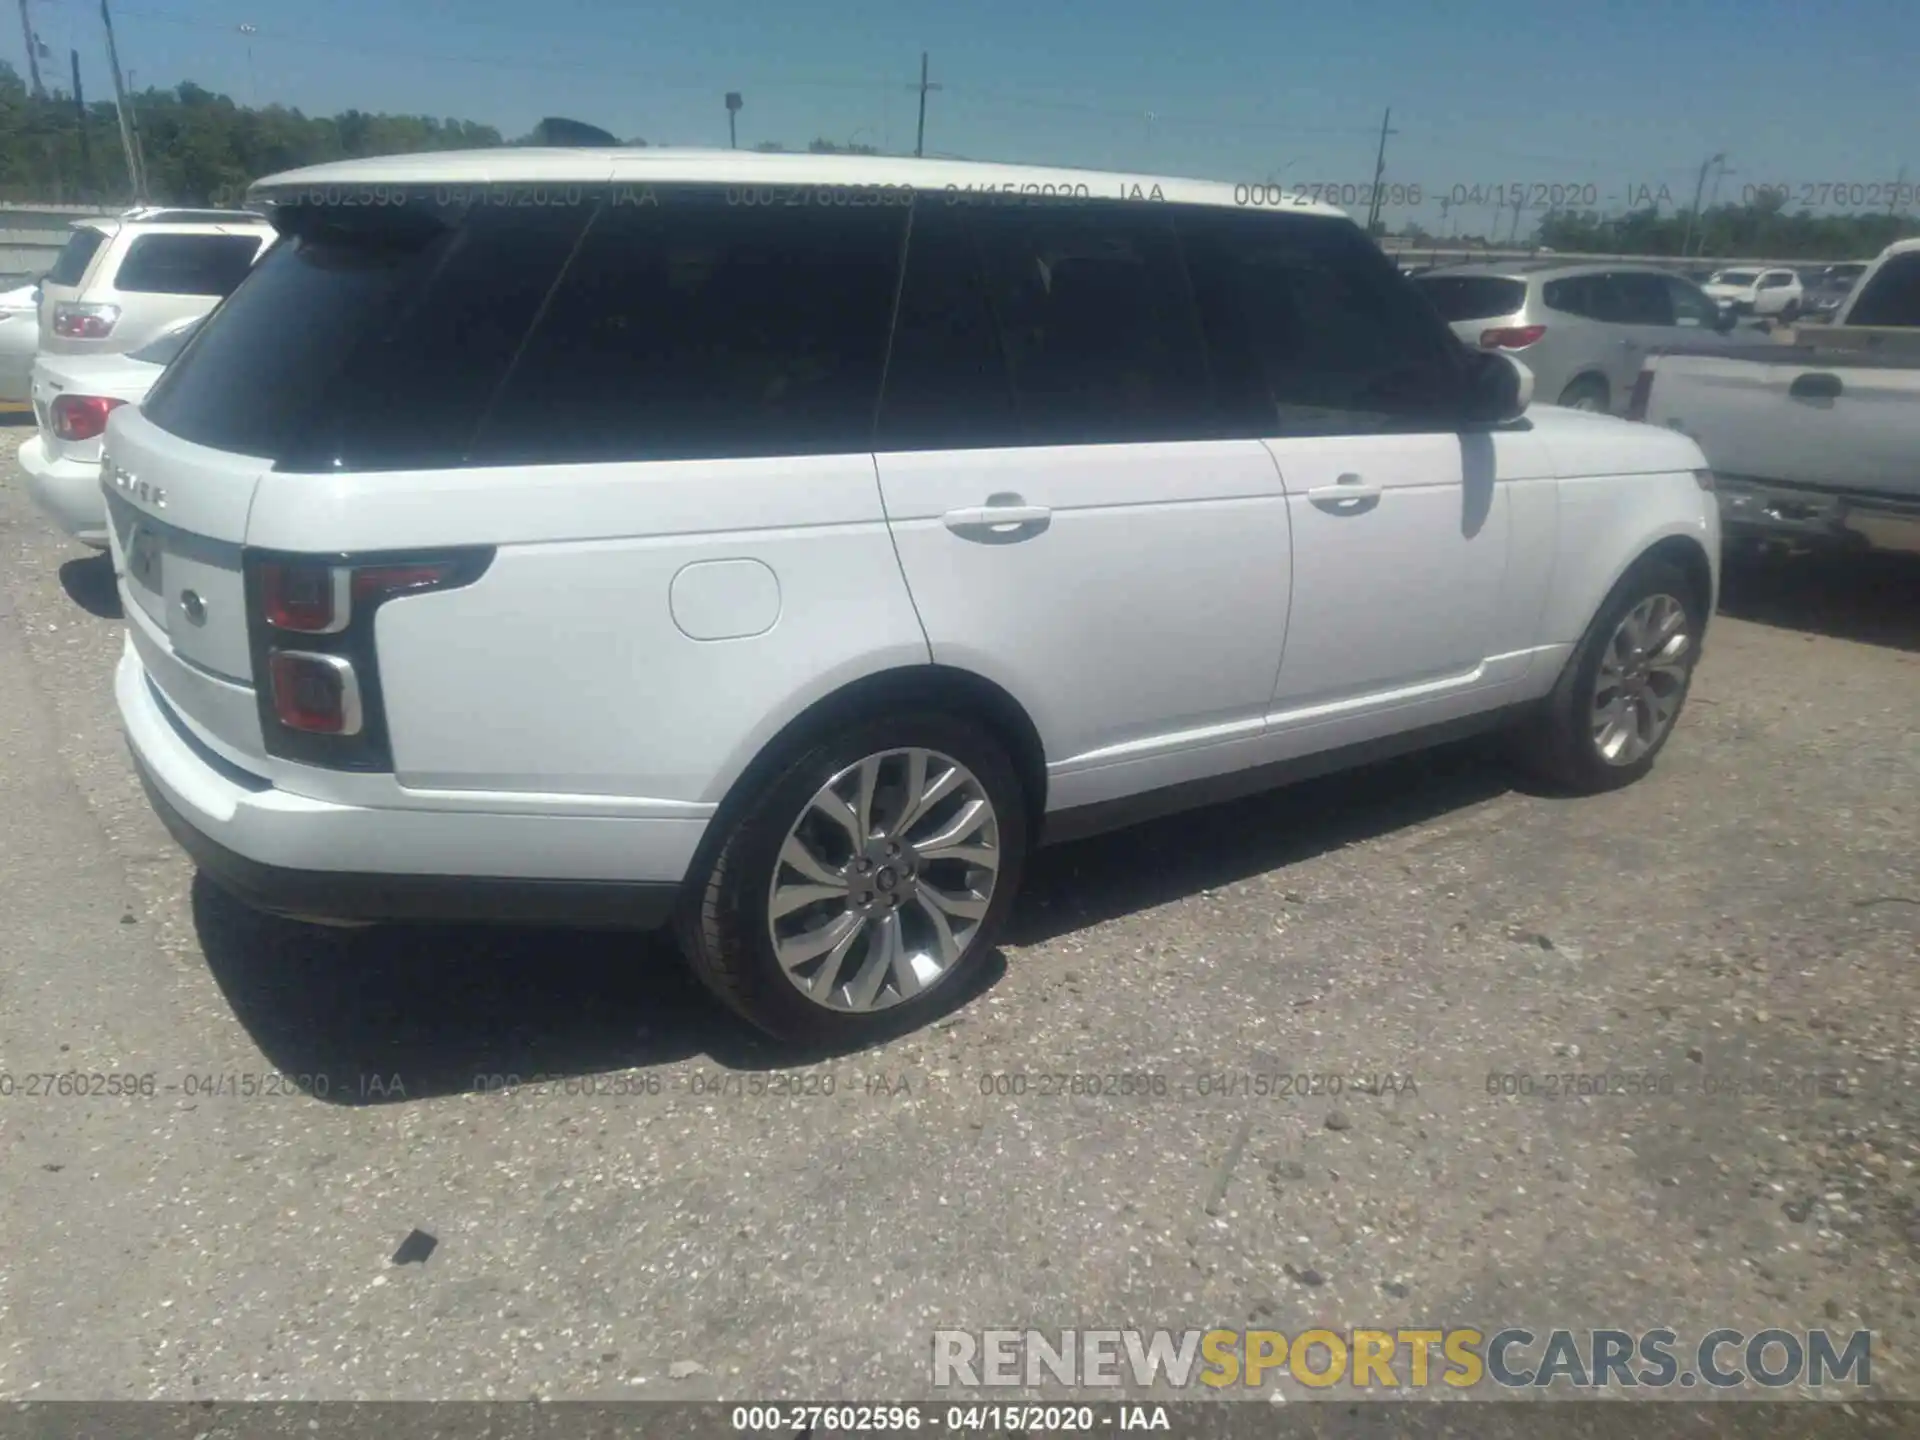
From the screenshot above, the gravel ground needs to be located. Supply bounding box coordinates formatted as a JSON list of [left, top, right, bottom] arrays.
[[1, 422, 1916, 1409]]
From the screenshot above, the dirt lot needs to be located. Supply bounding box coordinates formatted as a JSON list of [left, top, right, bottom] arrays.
[[1, 423, 1916, 1406]]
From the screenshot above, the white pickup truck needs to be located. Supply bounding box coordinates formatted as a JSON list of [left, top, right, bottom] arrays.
[[1631, 238, 1920, 557]]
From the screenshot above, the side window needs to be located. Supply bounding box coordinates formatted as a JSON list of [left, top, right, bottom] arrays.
[[112, 234, 264, 296], [965, 201, 1216, 446], [1543, 275, 1599, 318], [473, 187, 908, 465], [1608, 272, 1676, 325], [873, 206, 1021, 452], [1183, 207, 1465, 435], [1665, 277, 1721, 329], [1846, 253, 1920, 327]]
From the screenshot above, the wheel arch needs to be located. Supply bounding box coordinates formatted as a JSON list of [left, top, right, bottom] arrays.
[[690, 664, 1050, 881]]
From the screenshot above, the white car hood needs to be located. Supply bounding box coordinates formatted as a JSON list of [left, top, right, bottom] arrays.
[[1524, 403, 1707, 478]]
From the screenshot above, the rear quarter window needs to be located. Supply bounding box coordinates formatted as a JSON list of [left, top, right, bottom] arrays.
[[111, 233, 264, 296], [1845, 254, 1920, 327], [1414, 275, 1526, 322], [46, 228, 108, 287]]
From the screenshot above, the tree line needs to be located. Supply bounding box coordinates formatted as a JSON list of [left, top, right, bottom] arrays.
[[1409, 190, 1917, 260], [0, 61, 889, 208], [4, 60, 1911, 260]]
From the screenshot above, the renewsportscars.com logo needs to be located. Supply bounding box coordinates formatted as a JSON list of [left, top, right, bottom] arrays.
[[932, 1328, 1873, 1391]]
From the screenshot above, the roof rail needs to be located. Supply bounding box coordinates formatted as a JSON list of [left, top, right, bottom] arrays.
[[118, 206, 269, 224]]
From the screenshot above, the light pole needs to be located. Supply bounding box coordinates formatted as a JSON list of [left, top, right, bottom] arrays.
[[236, 23, 257, 107], [725, 91, 741, 150], [1681, 151, 1724, 258]]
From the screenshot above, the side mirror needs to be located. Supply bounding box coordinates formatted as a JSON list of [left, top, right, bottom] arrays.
[[1463, 348, 1532, 423]]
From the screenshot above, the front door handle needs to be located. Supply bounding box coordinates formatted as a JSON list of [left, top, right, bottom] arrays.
[[943, 493, 1052, 543], [1306, 474, 1383, 513]]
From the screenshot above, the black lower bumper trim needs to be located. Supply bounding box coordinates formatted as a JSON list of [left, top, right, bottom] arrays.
[[134, 757, 682, 931]]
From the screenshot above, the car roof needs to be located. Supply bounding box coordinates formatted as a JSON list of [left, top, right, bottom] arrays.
[[1877, 237, 1920, 260], [246, 146, 1350, 218], [1414, 261, 1685, 282]]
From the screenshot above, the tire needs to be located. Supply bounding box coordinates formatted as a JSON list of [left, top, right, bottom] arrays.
[[675, 711, 1029, 1045], [1556, 375, 1610, 413], [1780, 301, 1800, 324], [1510, 557, 1703, 794]]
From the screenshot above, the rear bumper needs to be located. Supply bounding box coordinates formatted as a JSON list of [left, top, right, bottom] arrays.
[[118, 641, 694, 929], [19, 435, 108, 547], [1718, 476, 1920, 557]]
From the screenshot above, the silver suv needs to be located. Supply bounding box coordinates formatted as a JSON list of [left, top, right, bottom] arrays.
[[36, 207, 275, 359], [1414, 262, 1753, 414]]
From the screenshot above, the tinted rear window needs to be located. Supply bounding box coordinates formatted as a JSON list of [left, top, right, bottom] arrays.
[[1413, 275, 1525, 322], [1845, 254, 1920, 327], [112, 234, 263, 296], [143, 204, 459, 460], [128, 317, 205, 366], [145, 188, 909, 469], [47, 228, 107, 287]]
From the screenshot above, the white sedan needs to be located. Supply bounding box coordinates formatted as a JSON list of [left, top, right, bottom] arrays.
[[0, 282, 42, 404], [20, 316, 201, 548]]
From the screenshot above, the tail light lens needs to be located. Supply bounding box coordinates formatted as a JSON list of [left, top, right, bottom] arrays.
[[53, 302, 121, 339], [1693, 469, 1716, 492], [246, 547, 493, 770], [269, 652, 363, 735], [1481, 325, 1546, 350], [1627, 368, 1655, 421], [49, 393, 126, 441]]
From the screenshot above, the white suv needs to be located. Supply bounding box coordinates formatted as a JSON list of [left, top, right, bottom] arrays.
[[109, 150, 1720, 1043], [36, 207, 275, 357]]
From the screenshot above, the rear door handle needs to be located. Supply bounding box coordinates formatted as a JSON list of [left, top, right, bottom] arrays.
[[1306, 474, 1383, 513], [1789, 372, 1843, 401], [943, 495, 1052, 542]]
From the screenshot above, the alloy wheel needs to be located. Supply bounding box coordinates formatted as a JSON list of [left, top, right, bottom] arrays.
[[765, 747, 1001, 1012], [1591, 593, 1692, 765]]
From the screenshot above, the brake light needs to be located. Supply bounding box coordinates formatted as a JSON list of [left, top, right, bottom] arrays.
[[1480, 325, 1546, 350], [269, 652, 363, 735], [53, 302, 121, 339], [258, 562, 349, 634], [1627, 368, 1655, 421], [246, 546, 494, 770], [49, 393, 126, 441]]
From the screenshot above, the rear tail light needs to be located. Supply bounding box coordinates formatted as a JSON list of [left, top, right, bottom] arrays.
[[1627, 368, 1655, 421], [1480, 325, 1546, 350], [246, 547, 493, 770], [49, 393, 126, 441], [1693, 469, 1716, 492], [52, 302, 121, 339], [269, 652, 363, 735]]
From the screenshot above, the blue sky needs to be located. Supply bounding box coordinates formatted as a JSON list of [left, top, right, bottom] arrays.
[[17, 0, 1920, 232]]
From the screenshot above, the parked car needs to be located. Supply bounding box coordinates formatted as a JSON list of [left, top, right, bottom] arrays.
[[0, 281, 42, 403], [111, 150, 1719, 1043], [1414, 261, 1750, 413], [36, 207, 274, 360], [19, 316, 203, 547], [1798, 262, 1870, 322], [1633, 237, 1920, 557], [1701, 266, 1803, 320]]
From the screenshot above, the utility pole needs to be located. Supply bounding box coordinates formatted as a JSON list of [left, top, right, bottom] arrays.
[[1680, 151, 1723, 259], [909, 51, 941, 158], [71, 49, 90, 186], [1891, 164, 1909, 216], [100, 0, 146, 203], [725, 91, 741, 149], [1362, 106, 1396, 234], [17, 0, 45, 96]]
